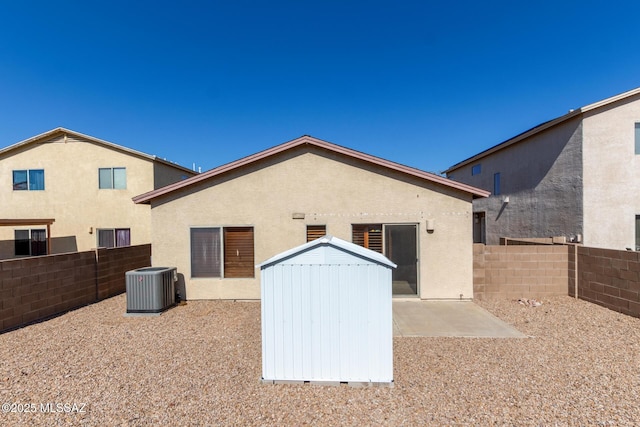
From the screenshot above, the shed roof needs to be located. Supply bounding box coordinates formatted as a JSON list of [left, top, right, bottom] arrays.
[[257, 235, 397, 269], [0, 127, 195, 175], [133, 135, 489, 204], [444, 86, 640, 173]]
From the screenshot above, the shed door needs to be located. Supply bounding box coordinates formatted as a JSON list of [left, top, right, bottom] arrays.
[[384, 224, 418, 295]]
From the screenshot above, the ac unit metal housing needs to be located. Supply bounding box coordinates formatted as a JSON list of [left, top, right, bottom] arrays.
[[125, 267, 177, 314]]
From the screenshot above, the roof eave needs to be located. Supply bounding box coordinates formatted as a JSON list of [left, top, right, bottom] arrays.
[[445, 86, 640, 174], [444, 109, 582, 173], [1, 127, 196, 175], [133, 135, 490, 204]]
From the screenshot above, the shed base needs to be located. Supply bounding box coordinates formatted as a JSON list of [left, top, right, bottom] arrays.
[[261, 379, 394, 388]]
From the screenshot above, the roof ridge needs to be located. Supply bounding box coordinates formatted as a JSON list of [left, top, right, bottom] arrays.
[[445, 86, 640, 173], [0, 127, 195, 174], [133, 135, 489, 204]]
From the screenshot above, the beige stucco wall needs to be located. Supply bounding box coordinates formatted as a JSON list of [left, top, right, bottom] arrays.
[[150, 147, 475, 300], [154, 161, 193, 188], [582, 94, 640, 250], [0, 134, 190, 258]]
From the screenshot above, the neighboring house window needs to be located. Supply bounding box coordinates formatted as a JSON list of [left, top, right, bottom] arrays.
[[99, 167, 126, 189], [13, 169, 45, 190], [14, 229, 47, 256], [493, 172, 501, 195], [98, 228, 131, 248], [306, 225, 326, 242], [471, 164, 481, 175], [190, 227, 254, 278], [636, 123, 640, 155], [473, 212, 486, 244], [636, 215, 640, 251]]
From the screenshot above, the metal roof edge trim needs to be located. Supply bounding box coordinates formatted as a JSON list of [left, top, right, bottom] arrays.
[[0, 127, 195, 175], [444, 86, 640, 173], [256, 235, 397, 269], [133, 135, 489, 204]]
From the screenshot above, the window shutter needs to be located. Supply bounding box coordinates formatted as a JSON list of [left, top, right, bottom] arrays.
[[224, 227, 254, 278], [191, 228, 221, 277], [352, 224, 383, 253], [306, 225, 326, 242]]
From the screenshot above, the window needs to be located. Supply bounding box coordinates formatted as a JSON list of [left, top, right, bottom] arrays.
[[190, 227, 254, 278], [493, 172, 501, 195], [99, 167, 126, 189], [636, 215, 640, 251], [306, 225, 326, 242], [473, 212, 486, 244], [471, 164, 481, 175], [353, 223, 419, 295], [15, 229, 47, 256], [97, 228, 130, 248], [352, 224, 383, 253], [13, 169, 45, 190], [191, 228, 222, 277], [636, 123, 640, 155]]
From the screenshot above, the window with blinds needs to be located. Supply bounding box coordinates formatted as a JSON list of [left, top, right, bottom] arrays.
[[190, 228, 222, 277], [352, 224, 383, 253], [306, 225, 326, 242], [191, 226, 254, 278]]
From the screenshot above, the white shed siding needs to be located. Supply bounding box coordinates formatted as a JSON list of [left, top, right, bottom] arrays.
[[260, 236, 394, 383]]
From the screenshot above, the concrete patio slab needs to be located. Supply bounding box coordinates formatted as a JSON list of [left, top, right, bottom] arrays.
[[393, 300, 526, 338]]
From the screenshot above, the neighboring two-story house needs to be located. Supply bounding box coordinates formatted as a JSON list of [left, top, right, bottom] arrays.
[[0, 127, 196, 259], [445, 87, 640, 250]]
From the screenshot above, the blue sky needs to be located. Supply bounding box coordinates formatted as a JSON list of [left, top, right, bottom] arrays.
[[2, 1, 640, 174]]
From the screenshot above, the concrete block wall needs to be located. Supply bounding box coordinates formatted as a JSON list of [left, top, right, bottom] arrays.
[[96, 245, 152, 300], [0, 252, 96, 331], [577, 246, 640, 317], [1, 244, 151, 332], [473, 244, 570, 300]]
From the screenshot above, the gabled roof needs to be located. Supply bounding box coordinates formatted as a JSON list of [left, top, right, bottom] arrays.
[[444, 86, 640, 173], [0, 127, 195, 175], [133, 135, 489, 204], [257, 235, 397, 269]]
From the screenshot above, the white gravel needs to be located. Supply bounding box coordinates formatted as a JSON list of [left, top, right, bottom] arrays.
[[1, 294, 640, 426]]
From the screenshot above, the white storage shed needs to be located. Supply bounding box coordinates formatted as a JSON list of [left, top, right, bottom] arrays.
[[258, 235, 396, 385]]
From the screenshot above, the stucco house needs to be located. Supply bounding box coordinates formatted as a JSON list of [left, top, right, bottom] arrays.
[[134, 135, 489, 300], [444, 87, 640, 250], [0, 127, 197, 259]]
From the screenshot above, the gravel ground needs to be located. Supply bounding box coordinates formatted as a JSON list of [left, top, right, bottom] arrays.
[[1, 295, 640, 426]]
